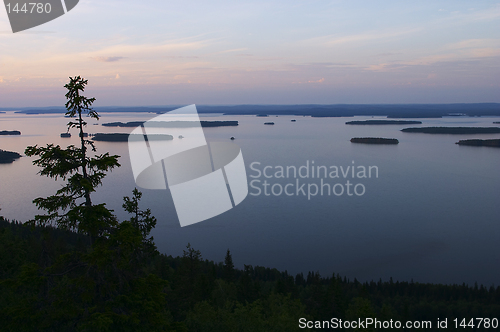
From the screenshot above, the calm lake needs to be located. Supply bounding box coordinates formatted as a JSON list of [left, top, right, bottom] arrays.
[[1, 111, 499, 286]]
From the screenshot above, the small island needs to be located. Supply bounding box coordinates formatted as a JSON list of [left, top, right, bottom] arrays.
[[92, 133, 173, 142], [494, 122, 500, 124], [102, 121, 147, 127], [456, 139, 500, 148], [401, 127, 500, 134], [350, 137, 399, 144], [0, 130, 21, 135], [0, 149, 22, 163], [264, 122, 275, 125], [256, 114, 269, 117], [102, 121, 238, 128], [346, 120, 422, 125], [291, 119, 296, 122]]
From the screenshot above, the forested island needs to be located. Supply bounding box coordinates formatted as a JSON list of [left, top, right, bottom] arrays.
[[346, 120, 422, 125], [456, 139, 500, 147], [401, 127, 500, 134], [102, 121, 144, 127], [0, 149, 21, 163], [103, 120, 238, 128], [264, 122, 275, 125], [0, 130, 21, 135], [92, 133, 174, 142], [350, 137, 399, 144]]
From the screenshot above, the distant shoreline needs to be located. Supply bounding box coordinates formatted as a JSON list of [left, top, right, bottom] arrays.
[[4, 103, 500, 118]]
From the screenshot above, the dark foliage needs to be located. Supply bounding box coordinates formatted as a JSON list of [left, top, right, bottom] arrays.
[[1, 218, 499, 331]]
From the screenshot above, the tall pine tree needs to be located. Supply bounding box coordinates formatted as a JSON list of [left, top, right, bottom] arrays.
[[25, 76, 120, 240]]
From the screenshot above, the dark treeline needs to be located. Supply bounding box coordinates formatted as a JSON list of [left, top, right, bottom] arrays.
[[350, 137, 399, 144], [401, 127, 500, 134], [456, 139, 500, 147], [1, 217, 499, 331]]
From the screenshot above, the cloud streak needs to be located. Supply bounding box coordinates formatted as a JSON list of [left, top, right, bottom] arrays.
[[91, 56, 126, 62], [305, 28, 422, 47]]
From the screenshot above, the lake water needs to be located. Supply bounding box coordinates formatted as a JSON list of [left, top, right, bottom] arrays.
[[1, 111, 499, 286]]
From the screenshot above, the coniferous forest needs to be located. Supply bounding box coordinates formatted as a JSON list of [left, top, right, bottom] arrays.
[[1, 217, 500, 331], [1, 77, 499, 331]]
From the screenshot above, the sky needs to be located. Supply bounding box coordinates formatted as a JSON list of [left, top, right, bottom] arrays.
[[0, 0, 499, 107]]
